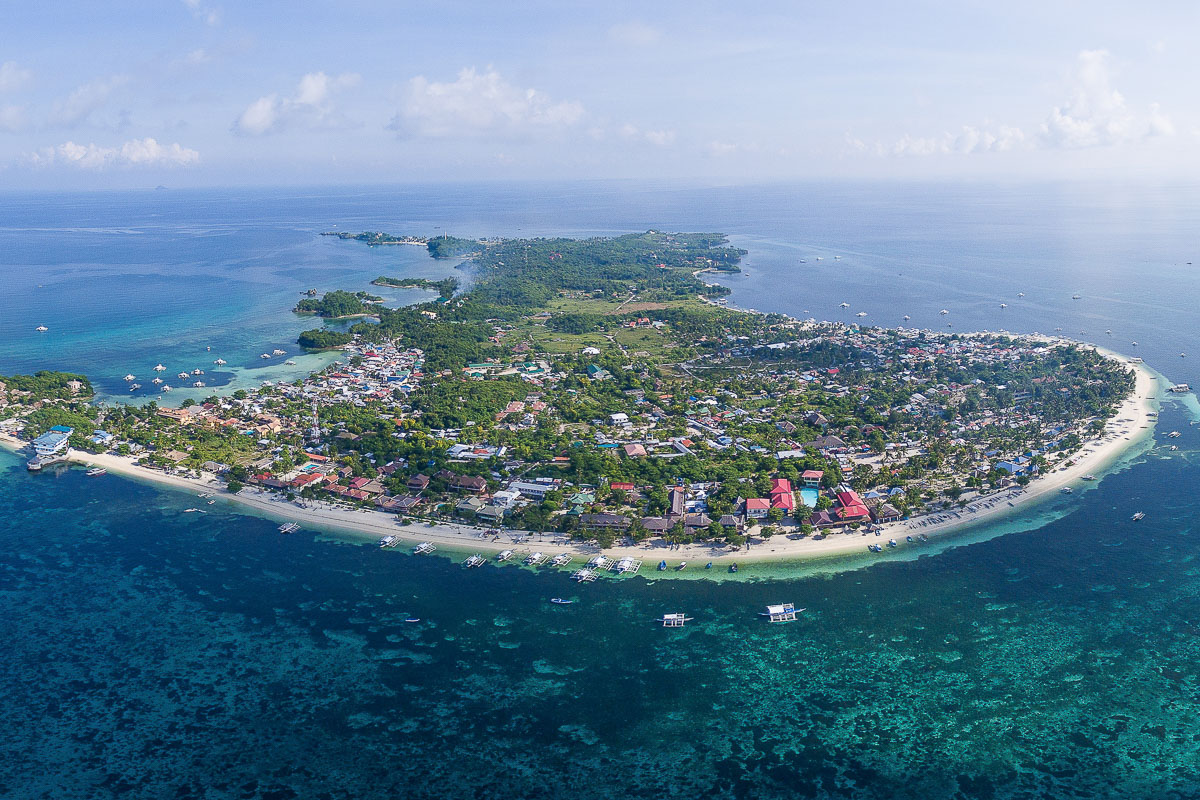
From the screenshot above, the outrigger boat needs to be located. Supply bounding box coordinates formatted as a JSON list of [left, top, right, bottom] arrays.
[[413, 541, 435, 554], [761, 603, 802, 623], [659, 613, 693, 628], [550, 598, 574, 605], [85, 467, 106, 477], [463, 553, 486, 568]]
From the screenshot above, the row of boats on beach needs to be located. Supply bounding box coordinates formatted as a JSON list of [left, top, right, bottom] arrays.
[[381, 535, 747, 578]]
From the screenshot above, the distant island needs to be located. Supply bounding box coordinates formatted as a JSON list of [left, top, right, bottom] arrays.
[[0, 230, 1155, 574], [321, 231, 428, 246], [371, 276, 459, 299], [293, 289, 382, 318]]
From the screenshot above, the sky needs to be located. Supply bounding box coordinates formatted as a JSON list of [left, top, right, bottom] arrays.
[[1, 0, 1197, 188]]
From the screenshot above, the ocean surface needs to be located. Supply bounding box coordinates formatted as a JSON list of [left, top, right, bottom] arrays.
[[3, 181, 1200, 798]]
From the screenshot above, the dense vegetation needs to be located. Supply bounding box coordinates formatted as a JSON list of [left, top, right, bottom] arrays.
[[0, 371, 92, 400], [298, 329, 354, 349], [426, 236, 484, 259], [372, 276, 459, 298], [460, 231, 740, 310], [302, 230, 747, 372], [294, 290, 379, 318]]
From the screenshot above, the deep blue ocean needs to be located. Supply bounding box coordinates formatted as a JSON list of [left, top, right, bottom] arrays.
[[2, 182, 1200, 798]]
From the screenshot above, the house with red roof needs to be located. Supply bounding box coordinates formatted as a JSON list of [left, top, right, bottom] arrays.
[[745, 498, 771, 519], [769, 478, 794, 512], [835, 489, 871, 522], [289, 472, 323, 489], [801, 469, 824, 487]]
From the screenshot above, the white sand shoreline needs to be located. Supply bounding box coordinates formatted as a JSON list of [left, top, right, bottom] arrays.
[[0, 346, 1163, 575]]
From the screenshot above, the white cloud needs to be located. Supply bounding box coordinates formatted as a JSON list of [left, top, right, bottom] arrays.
[[236, 95, 280, 136], [49, 75, 128, 127], [853, 124, 1026, 158], [1039, 50, 1172, 148], [27, 137, 199, 169], [0, 61, 32, 92], [0, 104, 28, 132], [851, 50, 1171, 161], [643, 129, 675, 147], [619, 123, 676, 147], [182, 0, 221, 26], [706, 140, 738, 157], [233, 71, 361, 135], [609, 22, 660, 47], [184, 48, 210, 65], [391, 67, 584, 138]]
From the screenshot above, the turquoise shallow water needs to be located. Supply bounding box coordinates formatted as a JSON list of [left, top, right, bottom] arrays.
[[4, 182, 1200, 797]]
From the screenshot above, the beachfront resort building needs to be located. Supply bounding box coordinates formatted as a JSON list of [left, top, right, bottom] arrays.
[[32, 426, 72, 457]]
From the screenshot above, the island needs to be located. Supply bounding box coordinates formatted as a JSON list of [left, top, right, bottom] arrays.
[[293, 289, 382, 318], [0, 231, 1160, 576], [371, 276, 459, 299]]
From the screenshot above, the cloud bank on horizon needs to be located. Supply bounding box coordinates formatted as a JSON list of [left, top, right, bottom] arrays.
[[0, 0, 1195, 187]]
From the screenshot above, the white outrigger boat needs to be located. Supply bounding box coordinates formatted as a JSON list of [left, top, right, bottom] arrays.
[[610, 556, 642, 574], [659, 613, 693, 628], [413, 541, 436, 555], [761, 603, 802, 623]]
